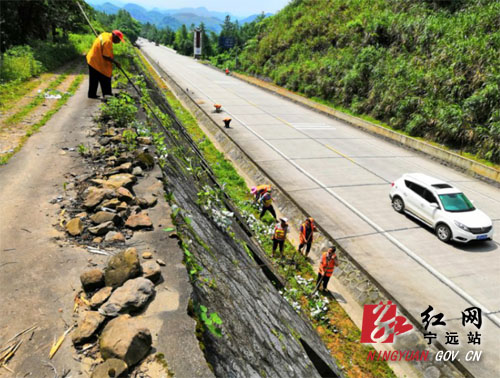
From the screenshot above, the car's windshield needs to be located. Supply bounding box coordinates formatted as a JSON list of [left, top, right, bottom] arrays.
[[438, 193, 475, 212]]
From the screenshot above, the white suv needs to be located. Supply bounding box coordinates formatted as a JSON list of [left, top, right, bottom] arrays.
[[389, 173, 493, 243]]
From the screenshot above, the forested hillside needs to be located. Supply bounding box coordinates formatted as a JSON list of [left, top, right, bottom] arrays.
[[227, 0, 500, 163]]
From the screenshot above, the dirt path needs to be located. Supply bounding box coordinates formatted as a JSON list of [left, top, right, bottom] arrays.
[[0, 61, 86, 157], [0, 77, 101, 376]]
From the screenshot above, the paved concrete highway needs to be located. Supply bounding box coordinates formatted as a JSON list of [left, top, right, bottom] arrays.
[[138, 39, 500, 377]]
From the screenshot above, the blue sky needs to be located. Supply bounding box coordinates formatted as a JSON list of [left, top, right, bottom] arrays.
[[90, 0, 291, 16]]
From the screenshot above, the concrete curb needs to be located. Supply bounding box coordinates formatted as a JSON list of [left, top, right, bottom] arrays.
[[229, 71, 500, 185]]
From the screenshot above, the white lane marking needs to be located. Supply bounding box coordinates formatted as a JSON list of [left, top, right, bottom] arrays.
[[143, 46, 500, 327]]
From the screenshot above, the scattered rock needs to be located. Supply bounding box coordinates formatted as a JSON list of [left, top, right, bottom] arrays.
[[100, 198, 121, 209], [111, 135, 122, 143], [99, 277, 155, 316], [135, 152, 154, 170], [100, 315, 152, 367], [88, 221, 115, 236], [91, 358, 128, 378], [132, 166, 143, 176], [105, 231, 126, 243], [75, 212, 88, 218], [156, 259, 166, 266], [80, 269, 105, 292], [66, 218, 84, 236], [93, 237, 103, 244], [72, 311, 105, 345], [116, 202, 128, 212], [103, 174, 136, 190], [116, 187, 134, 203], [104, 248, 141, 288], [98, 137, 111, 146], [142, 261, 161, 283], [84, 187, 114, 209], [90, 211, 119, 225], [141, 252, 153, 259], [117, 162, 132, 172], [125, 212, 152, 230], [137, 136, 152, 145], [90, 287, 113, 309]]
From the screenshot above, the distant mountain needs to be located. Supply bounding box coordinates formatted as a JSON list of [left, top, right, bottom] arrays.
[[170, 13, 224, 33], [240, 13, 273, 24], [87, 1, 268, 32], [92, 2, 120, 15]]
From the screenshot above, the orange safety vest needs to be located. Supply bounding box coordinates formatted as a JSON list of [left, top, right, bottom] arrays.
[[273, 223, 288, 241], [262, 192, 273, 207], [255, 185, 271, 196], [319, 252, 336, 277], [86, 32, 114, 77], [299, 219, 315, 244]]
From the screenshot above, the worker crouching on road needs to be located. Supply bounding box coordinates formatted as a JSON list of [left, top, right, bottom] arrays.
[[272, 217, 288, 258], [299, 217, 317, 257], [86, 30, 124, 99], [316, 246, 337, 292]]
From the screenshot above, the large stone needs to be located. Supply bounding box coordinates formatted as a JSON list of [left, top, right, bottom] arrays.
[[116, 162, 132, 173], [100, 315, 152, 367], [135, 152, 154, 170], [99, 277, 155, 317], [84, 187, 114, 209], [125, 212, 152, 230], [100, 198, 121, 209], [142, 261, 161, 284], [66, 218, 84, 236], [104, 248, 141, 288], [72, 311, 105, 345], [90, 286, 113, 309], [90, 211, 119, 225], [102, 174, 136, 190], [88, 221, 115, 236], [80, 269, 104, 292], [91, 358, 128, 378], [132, 166, 143, 176], [105, 231, 125, 243], [141, 252, 153, 259], [116, 187, 134, 203]]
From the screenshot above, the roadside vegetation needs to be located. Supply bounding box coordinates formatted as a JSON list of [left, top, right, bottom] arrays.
[[209, 0, 500, 164], [133, 47, 395, 377]]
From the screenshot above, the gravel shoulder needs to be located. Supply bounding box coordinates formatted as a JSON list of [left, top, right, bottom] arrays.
[[0, 78, 209, 377]]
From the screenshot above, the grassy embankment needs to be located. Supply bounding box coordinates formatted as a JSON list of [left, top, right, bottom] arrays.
[[133, 48, 396, 378], [212, 0, 500, 165], [0, 34, 96, 164]]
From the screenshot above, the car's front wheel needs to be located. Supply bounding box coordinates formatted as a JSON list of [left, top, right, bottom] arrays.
[[392, 196, 405, 213], [436, 223, 452, 242]]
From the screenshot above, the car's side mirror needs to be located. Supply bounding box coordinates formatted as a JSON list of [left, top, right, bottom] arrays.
[[430, 203, 438, 209]]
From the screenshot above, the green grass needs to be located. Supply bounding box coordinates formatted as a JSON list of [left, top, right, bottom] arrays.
[[0, 73, 84, 165], [212, 0, 500, 164], [2, 61, 80, 126], [135, 49, 395, 377]]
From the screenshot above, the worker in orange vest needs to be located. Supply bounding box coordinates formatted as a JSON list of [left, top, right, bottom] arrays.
[[251, 185, 271, 203], [298, 217, 317, 257], [259, 190, 276, 219], [271, 217, 288, 258], [86, 30, 123, 99], [316, 246, 337, 292]]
